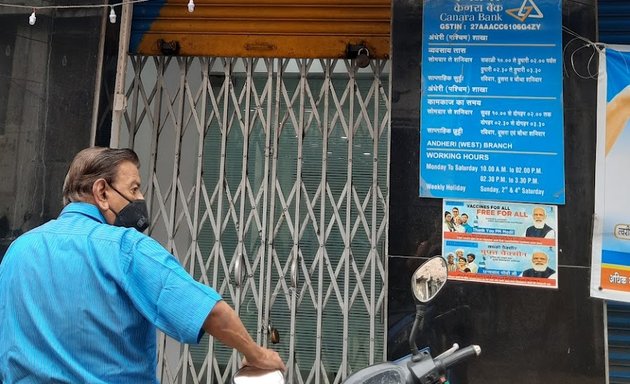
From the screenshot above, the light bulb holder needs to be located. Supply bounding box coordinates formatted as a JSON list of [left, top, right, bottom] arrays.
[[109, 7, 116, 23]]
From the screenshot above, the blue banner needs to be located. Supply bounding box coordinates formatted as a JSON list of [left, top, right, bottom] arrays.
[[420, 0, 565, 204]]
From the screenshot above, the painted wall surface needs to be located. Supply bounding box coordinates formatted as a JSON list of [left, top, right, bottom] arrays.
[[388, 0, 606, 382], [0, 11, 102, 260]]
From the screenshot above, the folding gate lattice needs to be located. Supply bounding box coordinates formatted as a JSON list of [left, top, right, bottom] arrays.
[[114, 56, 391, 384]]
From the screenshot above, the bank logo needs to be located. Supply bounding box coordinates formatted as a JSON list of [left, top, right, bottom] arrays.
[[506, 0, 544, 22]]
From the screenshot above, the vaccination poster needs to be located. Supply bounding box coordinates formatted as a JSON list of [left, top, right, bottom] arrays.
[[591, 47, 630, 301], [442, 199, 558, 289], [419, 0, 565, 204]]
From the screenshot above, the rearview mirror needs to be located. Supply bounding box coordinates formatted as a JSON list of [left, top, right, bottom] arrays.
[[411, 256, 448, 303]]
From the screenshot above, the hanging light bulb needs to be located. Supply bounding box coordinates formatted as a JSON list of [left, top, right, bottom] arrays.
[[187, 0, 195, 12], [28, 10, 36, 25], [109, 7, 117, 24]]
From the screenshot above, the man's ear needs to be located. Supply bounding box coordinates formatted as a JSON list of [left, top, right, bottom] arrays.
[[92, 179, 110, 211]]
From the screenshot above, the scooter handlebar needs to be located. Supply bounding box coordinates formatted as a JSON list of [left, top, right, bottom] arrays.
[[434, 345, 481, 371], [342, 344, 481, 384]]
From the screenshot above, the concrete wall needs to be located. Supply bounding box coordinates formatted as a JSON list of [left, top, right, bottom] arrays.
[[0, 11, 103, 260]]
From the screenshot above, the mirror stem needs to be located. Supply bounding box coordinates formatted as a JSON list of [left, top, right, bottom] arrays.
[[409, 303, 426, 359]]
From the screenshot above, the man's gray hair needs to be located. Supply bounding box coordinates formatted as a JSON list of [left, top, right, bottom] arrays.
[[62, 147, 139, 206]]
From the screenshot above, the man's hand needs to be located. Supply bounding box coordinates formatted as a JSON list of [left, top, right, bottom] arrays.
[[202, 301, 286, 372], [243, 347, 286, 371]]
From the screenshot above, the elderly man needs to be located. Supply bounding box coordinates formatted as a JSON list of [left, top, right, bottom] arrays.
[[521, 250, 556, 278], [0, 147, 284, 383], [525, 206, 556, 239]]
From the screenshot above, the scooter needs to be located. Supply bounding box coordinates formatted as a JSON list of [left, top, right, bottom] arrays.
[[341, 256, 481, 384], [232, 256, 480, 384]]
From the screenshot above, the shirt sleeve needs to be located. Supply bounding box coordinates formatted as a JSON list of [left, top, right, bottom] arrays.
[[120, 233, 222, 344]]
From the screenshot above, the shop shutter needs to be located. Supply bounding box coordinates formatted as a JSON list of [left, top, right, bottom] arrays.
[[129, 0, 390, 58], [598, 0, 630, 44], [608, 302, 630, 383]]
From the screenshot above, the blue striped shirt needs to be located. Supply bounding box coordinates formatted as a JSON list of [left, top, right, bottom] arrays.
[[0, 202, 222, 383]]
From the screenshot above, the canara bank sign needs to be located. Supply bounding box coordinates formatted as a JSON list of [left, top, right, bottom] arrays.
[[420, 0, 564, 203]]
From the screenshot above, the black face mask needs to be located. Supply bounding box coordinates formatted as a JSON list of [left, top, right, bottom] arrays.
[[109, 185, 149, 232]]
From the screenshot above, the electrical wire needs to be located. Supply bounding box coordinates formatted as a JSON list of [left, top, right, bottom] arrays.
[[0, 0, 150, 10], [0, 0, 194, 25], [562, 25, 604, 80]]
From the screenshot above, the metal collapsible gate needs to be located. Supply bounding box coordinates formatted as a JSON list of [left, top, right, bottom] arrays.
[[113, 56, 391, 384]]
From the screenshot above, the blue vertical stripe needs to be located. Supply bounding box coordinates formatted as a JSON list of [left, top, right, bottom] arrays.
[[130, 0, 166, 53]]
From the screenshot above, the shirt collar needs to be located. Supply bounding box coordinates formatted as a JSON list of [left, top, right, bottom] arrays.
[[60, 202, 107, 224]]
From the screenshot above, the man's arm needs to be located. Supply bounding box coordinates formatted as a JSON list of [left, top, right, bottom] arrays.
[[203, 301, 286, 371]]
